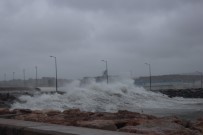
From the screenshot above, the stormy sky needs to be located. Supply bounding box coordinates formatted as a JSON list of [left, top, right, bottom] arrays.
[[0, 0, 203, 80]]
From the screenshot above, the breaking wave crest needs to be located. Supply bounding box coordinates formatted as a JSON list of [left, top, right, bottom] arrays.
[[11, 79, 203, 113]]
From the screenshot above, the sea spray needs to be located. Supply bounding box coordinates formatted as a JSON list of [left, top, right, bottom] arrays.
[[11, 79, 203, 113]]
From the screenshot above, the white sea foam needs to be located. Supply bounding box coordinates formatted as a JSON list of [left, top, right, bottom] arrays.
[[11, 79, 203, 113]]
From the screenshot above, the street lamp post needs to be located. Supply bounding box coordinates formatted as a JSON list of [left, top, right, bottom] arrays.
[[50, 56, 58, 92], [101, 60, 109, 84], [35, 66, 38, 88], [4, 73, 6, 86], [197, 71, 202, 89], [23, 69, 26, 87], [13, 72, 15, 81], [145, 63, 152, 91], [13, 72, 15, 86]]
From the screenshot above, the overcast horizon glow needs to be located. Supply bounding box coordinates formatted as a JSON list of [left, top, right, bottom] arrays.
[[0, 0, 203, 80]]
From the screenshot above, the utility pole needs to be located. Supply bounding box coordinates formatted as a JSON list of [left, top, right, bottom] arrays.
[[101, 60, 109, 84], [145, 63, 152, 91], [13, 72, 15, 80], [50, 56, 58, 92], [197, 71, 202, 89], [4, 73, 6, 86], [35, 66, 38, 88], [13, 72, 15, 86], [23, 69, 26, 87]]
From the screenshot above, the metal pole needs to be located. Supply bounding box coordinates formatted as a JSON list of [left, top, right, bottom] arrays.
[[35, 66, 38, 88], [13, 72, 15, 86], [23, 69, 26, 87], [106, 60, 108, 84], [4, 73, 6, 86], [4, 73, 6, 81], [145, 63, 151, 91], [102, 60, 108, 84], [50, 56, 58, 92], [149, 64, 151, 91], [197, 71, 202, 89], [200, 72, 202, 89], [201, 73, 202, 89], [13, 72, 14, 80]]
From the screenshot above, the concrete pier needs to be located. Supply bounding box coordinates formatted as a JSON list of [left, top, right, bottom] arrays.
[[0, 118, 133, 135]]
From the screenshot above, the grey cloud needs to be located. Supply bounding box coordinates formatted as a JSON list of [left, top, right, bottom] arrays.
[[0, 0, 203, 79], [49, 0, 189, 13]]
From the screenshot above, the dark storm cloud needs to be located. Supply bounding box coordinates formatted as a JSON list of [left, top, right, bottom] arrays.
[[0, 0, 203, 79]]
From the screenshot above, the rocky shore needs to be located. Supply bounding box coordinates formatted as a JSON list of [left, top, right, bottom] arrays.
[[0, 108, 202, 135]]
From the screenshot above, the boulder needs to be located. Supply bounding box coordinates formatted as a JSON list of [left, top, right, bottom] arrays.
[[9, 109, 203, 135], [45, 110, 61, 116], [63, 109, 81, 114], [120, 119, 201, 135], [192, 118, 203, 133], [0, 108, 10, 115], [77, 120, 117, 131], [12, 109, 32, 114], [126, 118, 150, 126], [15, 113, 47, 122]]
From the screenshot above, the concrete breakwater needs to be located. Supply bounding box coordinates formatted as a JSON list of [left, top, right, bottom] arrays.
[[0, 87, 36, 108], [157, 88, 203, 98]]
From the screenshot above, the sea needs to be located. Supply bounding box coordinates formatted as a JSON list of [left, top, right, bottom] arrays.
[[11, 79, 203, 119]]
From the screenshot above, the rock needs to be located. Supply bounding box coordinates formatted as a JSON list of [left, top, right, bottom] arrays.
[[15, 113, 38, 121], [32, 110, 43, 114], [90, 112, 115, 120], [117, 110, 141, 119], [63, 109, 81, 114], [120, 119, 201, 135], [119, 126, 158, 134], [63, 109, 94, 121], [126, 118, 150, 126], [192, 118, 203, 133], [10, 109, 203, 134], [44, 116, 68, 125], [77, 120, 117, 131], [15, 113, 47, 122], [0, 108, 10, 115], [120, 126, 200, 135], [114, 120, 128, 129], [45, 110, 61, 116], [161, 116, 192, 128], [12, 109, 32, 114]]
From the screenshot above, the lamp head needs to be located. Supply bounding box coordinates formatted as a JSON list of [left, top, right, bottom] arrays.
[[101, 60, 107, 62]]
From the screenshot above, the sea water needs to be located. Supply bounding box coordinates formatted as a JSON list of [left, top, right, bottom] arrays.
[[11, 79, 203, 118]]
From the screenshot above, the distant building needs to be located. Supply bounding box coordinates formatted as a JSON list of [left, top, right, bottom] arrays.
[[0, 77, 72, 88]]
